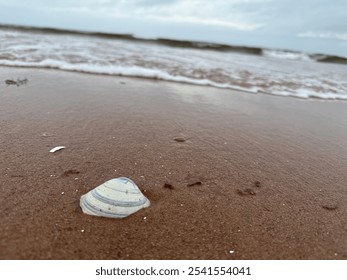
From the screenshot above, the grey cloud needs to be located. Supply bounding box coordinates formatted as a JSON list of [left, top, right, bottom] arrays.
[[258, 0, 347, 34], [0, 0, 346, 56], [130, 0, 178, 6]]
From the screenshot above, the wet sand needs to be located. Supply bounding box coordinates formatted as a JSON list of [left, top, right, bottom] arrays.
[[0, 66, 346, 260]]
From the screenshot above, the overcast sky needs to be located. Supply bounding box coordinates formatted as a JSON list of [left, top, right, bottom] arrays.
[[1, 0, 346, 56]]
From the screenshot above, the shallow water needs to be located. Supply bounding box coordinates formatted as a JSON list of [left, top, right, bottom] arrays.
[[1, 25, 347, 100]]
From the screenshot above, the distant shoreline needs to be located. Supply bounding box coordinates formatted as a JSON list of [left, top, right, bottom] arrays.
[[1, 23, 347, 64]]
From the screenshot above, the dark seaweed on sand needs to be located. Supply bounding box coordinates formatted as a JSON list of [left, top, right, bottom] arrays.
[[5, 78, 28, 87]]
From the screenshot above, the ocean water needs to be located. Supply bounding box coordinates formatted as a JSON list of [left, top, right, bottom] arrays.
[[1, 25, 347, 100]]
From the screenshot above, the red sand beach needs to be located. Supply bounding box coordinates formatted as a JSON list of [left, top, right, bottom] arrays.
[[0, 66, 346, 259]]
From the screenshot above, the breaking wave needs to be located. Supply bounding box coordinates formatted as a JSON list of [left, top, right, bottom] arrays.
[[1, 24, 347, 100]]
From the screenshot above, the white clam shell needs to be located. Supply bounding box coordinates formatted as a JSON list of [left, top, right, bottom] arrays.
[[49, 146, 66, 153], [80, 177, 150, 218]]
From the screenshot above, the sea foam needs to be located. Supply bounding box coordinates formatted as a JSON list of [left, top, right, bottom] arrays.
[[1, 26, 347, 100]]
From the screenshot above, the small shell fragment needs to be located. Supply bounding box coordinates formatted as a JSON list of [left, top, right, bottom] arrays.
[[49, 146, 66, 153], [80, 177, 150, 218]]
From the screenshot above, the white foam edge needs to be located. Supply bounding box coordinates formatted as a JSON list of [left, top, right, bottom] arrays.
[[1, 60, 347, 100]]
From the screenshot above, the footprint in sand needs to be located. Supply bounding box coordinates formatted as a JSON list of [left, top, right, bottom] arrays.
[[174, 137, 186, 143], [185, 173, 203, 187], [236, 188, 256, 196], [187, 180, 202, 187], [62, 169, 80, 177], [254, 181, 261, 188], [173, 133, 192, 143], [163, 183, 175, 190], [321, 204, 338, 211], [237, 181, 262, 196]]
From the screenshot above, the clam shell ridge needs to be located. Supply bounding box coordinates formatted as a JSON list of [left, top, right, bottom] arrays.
[[80, 177, 150, 218]]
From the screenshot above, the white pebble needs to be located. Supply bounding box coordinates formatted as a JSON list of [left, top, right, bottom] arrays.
[[61, 192, 64, 195], [81, 229, 84, 233], [229, 250, 235, 254]]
